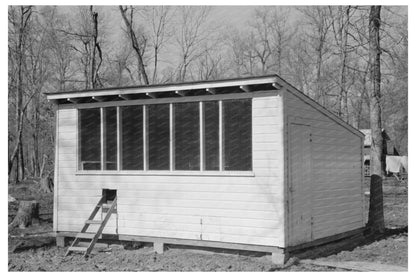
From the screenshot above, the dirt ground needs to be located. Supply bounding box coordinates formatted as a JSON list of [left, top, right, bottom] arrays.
[[8, 177, 408, 271]]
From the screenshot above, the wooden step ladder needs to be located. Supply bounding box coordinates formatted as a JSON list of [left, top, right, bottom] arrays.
[[65, 196, 117, 257]]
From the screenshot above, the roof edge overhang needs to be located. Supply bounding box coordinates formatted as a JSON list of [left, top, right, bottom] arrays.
[[45, 75, 280, 101], [45, 74, 363, 138]]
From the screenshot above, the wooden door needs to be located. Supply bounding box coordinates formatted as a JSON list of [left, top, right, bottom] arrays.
[[289, 122, 312, 245]]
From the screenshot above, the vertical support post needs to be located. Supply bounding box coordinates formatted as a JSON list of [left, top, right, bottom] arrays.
[[116, 106, 121, 171], [143, 105, 148, 171], [100, 107, 105, 170], [53, 108, 60, 231], [219, 100, 223, 171], [200, 101, 205, 171], [169, 103, 175, 171]]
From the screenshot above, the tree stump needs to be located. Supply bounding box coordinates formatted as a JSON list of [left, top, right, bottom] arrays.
[[39, 176, 53, 193], [9, 200, 40, 229]]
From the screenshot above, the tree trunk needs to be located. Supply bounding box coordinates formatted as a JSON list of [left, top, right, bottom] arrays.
[[9, 200, 40, 229], [40, 175, 54, 193], [9, 6, 32, 183], [119, 5, 149, 85], [367, 5, 384, 234]]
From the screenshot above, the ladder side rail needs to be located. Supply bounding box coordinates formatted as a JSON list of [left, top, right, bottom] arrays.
[[65, 196, 106, 256], [84, 197, 117, 257]]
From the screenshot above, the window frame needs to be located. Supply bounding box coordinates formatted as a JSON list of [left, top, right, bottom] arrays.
[[75, 96, 254, 176]]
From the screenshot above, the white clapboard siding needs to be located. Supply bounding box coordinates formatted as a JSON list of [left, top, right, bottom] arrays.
[[55, 95, 286, 248], [285, 90, 364, 245]]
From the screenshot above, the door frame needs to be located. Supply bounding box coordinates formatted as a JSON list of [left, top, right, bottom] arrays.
[[287, 116, 313, 246]]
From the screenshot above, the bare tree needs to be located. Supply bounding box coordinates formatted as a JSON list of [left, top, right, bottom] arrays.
[[227, 30, 257, 76], [195, 41, 228, 81], [119, 5, 149, 85], [298, 6, 332, 106], [25, 17, 51, 178], [174, 6, 211, 82], [367, 5, 384, 234], [249, 8, 274, 74], [8, 6, 33, 182], [60, 6, 104, 89], [269, 8, 295, 76], [329, 6, 353, 122], [144, 6, 173, 83], [110, 41, 135, 86]]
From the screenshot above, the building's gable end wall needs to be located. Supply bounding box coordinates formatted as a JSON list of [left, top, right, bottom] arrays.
[[284, 90, 364, 246]]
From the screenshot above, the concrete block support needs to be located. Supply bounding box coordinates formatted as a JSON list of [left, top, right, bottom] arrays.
[[56, 236, 67, 247], [154, 242, 165, 254], [271, 249, 288, 265]]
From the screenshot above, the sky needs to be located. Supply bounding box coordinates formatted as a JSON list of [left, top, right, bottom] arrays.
[[60, 5, 262, 41], [54, 5, 303, 76]]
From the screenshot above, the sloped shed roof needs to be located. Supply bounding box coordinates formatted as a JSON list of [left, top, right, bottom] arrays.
[[45, 74, 364, 138]]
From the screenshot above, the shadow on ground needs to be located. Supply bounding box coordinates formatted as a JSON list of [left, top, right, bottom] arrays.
[[288, 226, 407, 261]]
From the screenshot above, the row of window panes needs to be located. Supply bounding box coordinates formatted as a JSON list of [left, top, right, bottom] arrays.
[[78, 99, 252, 171]]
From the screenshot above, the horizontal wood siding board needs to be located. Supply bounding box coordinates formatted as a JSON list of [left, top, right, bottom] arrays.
[[58, 184, 281, 195], [58, 212, 280, 228], [59, 218, 280, 239], [59, 203, 281, 220], [315, 221, 364, 234], [313, 211, 363, 225], [58, 198, 282, 211]]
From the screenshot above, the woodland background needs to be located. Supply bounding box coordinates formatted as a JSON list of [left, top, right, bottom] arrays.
[[8, 5, 407, 183]]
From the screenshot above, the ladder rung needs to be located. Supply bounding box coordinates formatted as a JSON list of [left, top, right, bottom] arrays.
[[85, 220, 102, 225], [76, 233, 95, 239], [68, 246, 88, 252]]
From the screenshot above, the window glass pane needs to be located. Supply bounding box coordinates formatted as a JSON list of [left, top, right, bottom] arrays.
[[121, 105, 143, 170], [222, 99, 252, 171], [148, 104, 170, 170], [174, 102, 200, 170], [104, 107, 117, 170], [79, 108, 101, 170], [204, 101, 219, 170]]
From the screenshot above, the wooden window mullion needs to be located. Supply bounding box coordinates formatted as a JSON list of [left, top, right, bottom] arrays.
[[143, 105, 148, 171], [200, 101, 205, 171], [219, 100, 223, 171], [100, 107, 105, 171], [169, 103, 175, 171]]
